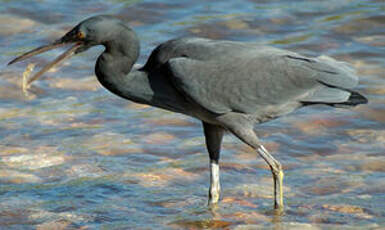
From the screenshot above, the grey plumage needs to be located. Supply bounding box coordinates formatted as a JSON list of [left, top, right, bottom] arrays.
[[142, 37, 366, 120], [8, 15, 367, 211]]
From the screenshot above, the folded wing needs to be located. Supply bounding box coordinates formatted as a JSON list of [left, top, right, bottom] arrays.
[[166, 47, 361, 115]]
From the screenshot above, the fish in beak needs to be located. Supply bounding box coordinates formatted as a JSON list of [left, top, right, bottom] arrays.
[[8, 27, 87, 85]]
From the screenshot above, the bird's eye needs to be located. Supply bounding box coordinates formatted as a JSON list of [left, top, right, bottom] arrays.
[[76, 31, 85, 40]]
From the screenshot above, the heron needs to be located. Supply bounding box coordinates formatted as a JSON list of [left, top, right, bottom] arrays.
[[8, 15, 367, 211]]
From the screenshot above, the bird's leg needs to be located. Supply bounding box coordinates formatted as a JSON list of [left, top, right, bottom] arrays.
[[203, 122, 224, 205], [217, 114, 284, 210], [237, 130, 284, 210], [209, 160, 220, 205], [258, 145, 284, 211]]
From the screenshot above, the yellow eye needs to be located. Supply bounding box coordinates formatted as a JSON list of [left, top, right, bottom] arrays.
[[76, 31, 85, 39]]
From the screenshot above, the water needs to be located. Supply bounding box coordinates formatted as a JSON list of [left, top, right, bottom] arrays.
[[0, 0, 384, 229]]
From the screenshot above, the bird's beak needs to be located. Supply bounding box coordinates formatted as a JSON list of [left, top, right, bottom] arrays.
[[8, 29, 85, 85]]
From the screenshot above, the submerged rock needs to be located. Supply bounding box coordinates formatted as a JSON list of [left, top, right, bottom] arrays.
[[143, 132, 176, 145], [222, 197, 258, 208], [2, 151, 66, 170], [0, 169, 43, 183], [36, 220, 71, 230], [131, 168, 198, 187], [82, 132, 142, 156], [224, 211, 271, 225], [354, 35, 385, 47], [170, 219, 233, 229], [322, 204, 364, 214], [0, 14, 37, 36], [346, 129, 385, 144], [48, 76, 101, 91]]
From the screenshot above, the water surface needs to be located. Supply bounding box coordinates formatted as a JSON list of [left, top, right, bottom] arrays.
[[0, 0, 384, 229]]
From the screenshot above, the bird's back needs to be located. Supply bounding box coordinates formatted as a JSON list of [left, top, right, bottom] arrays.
[[142, 37, 366, 122], [142, 37, 261, 70]]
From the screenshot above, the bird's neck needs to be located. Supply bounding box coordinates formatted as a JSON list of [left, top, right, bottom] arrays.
[[95, 28, 140, 95], [94, 28, 190, 114]]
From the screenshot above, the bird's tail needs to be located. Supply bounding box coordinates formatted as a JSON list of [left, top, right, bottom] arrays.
[[299, 55, 368, 108], [302, 89, 368, 108], [331, 90, 368, 108]]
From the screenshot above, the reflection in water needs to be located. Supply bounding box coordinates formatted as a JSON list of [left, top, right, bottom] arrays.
[[272, 213, 283, 230], [0, 0, 384, 229]]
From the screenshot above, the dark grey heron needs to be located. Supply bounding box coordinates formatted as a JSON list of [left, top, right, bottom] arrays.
[[8, 15, 367, 211]]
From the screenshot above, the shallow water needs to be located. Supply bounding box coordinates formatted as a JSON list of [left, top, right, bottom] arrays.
[[0, 0, 384, 229]]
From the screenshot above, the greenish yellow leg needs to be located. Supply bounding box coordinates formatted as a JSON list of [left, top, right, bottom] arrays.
[[276, 170, 284, 211], [259, 145, 284, 211], [279, 170, 284, 205]]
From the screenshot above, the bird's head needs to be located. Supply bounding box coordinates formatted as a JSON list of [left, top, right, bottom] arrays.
[[8, 15, 133, 84]]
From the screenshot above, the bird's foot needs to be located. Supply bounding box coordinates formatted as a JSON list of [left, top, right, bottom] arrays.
[[273, 169, 284, 211]]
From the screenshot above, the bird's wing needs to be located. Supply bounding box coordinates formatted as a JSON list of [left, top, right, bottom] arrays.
[[166, 48, 358, 115]]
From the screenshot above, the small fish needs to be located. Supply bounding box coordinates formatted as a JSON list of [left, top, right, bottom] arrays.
[[22, 63, 35, 96]]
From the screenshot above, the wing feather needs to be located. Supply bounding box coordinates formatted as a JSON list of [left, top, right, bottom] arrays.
[[155, 39, 360, 115]]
